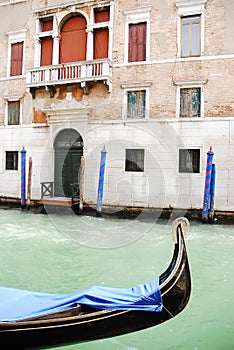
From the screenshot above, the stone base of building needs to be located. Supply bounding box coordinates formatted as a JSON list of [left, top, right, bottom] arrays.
[[0, 196, 233, 225]]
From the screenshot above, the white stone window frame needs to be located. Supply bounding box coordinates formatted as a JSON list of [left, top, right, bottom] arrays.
[[34, 14, 56, 67], [123, 6, 152, 64], [5, 150, 19, 171], [88, 3, 114, 61], [4, 94, 23, 126], [175, 0, 207, 58], [121, 82, 151, 120], [6, 29, 27, 78], [174, 79, 207, 118]]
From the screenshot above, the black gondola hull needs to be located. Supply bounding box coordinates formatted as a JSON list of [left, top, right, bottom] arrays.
[[0, 220, 191, 349]]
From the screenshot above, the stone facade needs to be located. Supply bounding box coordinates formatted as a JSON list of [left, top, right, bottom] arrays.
[[0, 0, 233, 213]]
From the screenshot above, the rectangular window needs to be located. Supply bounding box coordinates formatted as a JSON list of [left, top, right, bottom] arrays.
[[40, 18, 53, 66], [94, 7, 110, 23], [10, 42, 23, 76], [181, 15, 201, 57], [93, 8, 110, 60], [8, 101, 20, 125], [6, 151, 18, 170], [128, 22, 146, 62], [40, 37, 53, 66], [41, 19, 53, 32], [94, 28, 109, 59], [180, 88, 201, 117], [179, 149, 200, 173], [127, 90, 146, 119], [125, 149, 144, 172]]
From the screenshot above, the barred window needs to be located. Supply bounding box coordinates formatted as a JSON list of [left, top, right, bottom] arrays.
[[179, 149, 200, 173], [6, 151, 18, 170], [125, 149, 144, 172]]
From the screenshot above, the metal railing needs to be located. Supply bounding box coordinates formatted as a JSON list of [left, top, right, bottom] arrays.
[[40, 182, 80, 201], [41, 182, 54, 198]]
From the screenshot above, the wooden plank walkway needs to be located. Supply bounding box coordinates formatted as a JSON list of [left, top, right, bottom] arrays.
[[39, 197, 79, 207]]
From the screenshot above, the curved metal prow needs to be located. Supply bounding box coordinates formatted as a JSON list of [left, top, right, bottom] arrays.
[[172, 217, 190, 243]]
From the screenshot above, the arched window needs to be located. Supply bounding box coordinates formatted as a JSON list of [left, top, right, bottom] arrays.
[[54, 129, 83, 149], [60, 16, 87, 63]]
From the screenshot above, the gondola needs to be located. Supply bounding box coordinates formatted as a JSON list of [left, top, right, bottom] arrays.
[[0, 217, 191, 349]]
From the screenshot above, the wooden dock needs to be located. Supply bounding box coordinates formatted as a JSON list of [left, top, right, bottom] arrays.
[[39, 197, 79, 208]]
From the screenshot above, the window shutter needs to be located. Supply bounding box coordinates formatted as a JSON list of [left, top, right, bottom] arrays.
[[128, 23, 146, 62], [10, 42, 23, 76], [192, 88, 201, 117], [137, 23, 146, 61], [128, 25, 137, 62], [127, 92, 137, 118]]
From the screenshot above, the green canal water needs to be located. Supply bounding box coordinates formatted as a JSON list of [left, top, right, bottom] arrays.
[[0, 209, 233, 350]]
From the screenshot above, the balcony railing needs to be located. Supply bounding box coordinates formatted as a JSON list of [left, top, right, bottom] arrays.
[[26, 59, 112, 94]]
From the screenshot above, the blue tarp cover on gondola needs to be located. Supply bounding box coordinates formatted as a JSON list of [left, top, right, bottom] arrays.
[[0, 277, 162, 322]]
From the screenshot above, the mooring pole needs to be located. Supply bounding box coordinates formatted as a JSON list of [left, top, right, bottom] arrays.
[[20, 147, 27, 209], [27, 157, 32, 208], [79, 156, 85, 212], [96, 146, 107, 217], [202, 146, 214, 223], [208, 163, 216, 223]]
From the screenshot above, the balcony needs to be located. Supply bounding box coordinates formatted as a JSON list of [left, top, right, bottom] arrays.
[[26, 59, 112, 97]]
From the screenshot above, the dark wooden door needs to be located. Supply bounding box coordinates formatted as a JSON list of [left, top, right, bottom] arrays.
[[54, 129, 83, 197], [54, 148, 83, 197]]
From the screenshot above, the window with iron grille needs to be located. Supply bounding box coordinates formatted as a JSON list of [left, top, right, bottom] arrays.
[[8, 100, 20, 125], [179, 149, 200, 173], [127, 90, 146, 119], [181, 15, 201, 57], [6, 151, 18, 170], [125, 149, 144, 172], [180, 88, 201, 117]]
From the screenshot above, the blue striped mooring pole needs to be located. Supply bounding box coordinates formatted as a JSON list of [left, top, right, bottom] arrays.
[[96, 146, 107, 217], [21, 147, 27, 209], [208, 163, 216, 223], [202, 146, 214, 222]]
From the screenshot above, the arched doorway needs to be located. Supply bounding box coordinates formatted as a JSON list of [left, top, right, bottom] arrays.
[[54, 129, 83, 197]]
